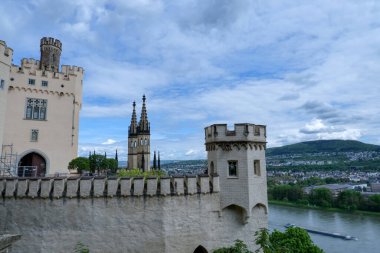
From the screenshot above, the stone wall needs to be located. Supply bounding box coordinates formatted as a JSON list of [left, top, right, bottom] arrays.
[[0, 175, 266, 253]]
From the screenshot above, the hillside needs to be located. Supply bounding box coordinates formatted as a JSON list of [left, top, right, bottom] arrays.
[[267, 140, 380, 156]]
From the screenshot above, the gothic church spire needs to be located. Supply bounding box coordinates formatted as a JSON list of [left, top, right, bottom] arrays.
[[138, 95, 150, 133], [129, 101, 137, 136]]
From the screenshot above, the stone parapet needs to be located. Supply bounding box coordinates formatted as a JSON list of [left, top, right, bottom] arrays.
[[4, 178, 17, 197], [0, 175, 220, 199], [205, 124, 267, 152], [40, 178, 52, 198], [107, 177, 119, 197], [53, 178, 65, 198], [28, 179, 40, 198], [17, 179, 28, 197], [186, 176, 197, 195]]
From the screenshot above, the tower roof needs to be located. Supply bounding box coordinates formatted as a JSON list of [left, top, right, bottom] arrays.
[[138, 95, 150, 134], [128, 101, 138, 136]]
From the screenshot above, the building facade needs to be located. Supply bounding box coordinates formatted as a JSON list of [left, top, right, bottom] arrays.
[[128, 95, 150, 171], [0, 38, 83, 177]]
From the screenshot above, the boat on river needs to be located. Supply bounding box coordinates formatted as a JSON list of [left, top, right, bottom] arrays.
[[284, 223, 358, 241]]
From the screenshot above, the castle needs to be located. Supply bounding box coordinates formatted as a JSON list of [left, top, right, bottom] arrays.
[[0, 38, 84, 177], [0, 123, 268, 253], [0, 38, 268, 253], [127, 96, 151, 171]]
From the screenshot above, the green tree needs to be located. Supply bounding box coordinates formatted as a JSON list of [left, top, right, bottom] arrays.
[[89, 154, 106, 174], [215, 227, 323, 253], [308, 188, 333, 207], [365, 194, 380, 212], [269, 227, 323, 253], [254, 228, 272, 253], [213, 240, 252, 253], [73, 242, 89, 253], [270, 185, 304, 202], [106, 158, 118, 173], [68, 157, 90, 174], [336, 190, 363, 211]]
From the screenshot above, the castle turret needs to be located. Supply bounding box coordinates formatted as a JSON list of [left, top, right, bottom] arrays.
[[128, 101, 138, 169], [39, 37, 62, 72], [205, 123, 268, 223]]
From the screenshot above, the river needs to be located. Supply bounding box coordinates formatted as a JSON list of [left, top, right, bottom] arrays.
[[269, 204, 380, 253]]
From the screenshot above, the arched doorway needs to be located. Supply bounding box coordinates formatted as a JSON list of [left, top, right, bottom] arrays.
[[18, 152, 46, 177], [194, 245, 208, 253]]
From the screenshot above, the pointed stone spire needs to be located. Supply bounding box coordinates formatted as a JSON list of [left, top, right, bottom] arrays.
[[158, 151, 161, 170], [129, 101, 138, 136], [138, 95, 150, 133], [153, 151, 157, 170], [115, 149, 119, 168]]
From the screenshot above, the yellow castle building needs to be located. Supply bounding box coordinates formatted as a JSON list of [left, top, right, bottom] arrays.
[[0, 37, 84, 176]]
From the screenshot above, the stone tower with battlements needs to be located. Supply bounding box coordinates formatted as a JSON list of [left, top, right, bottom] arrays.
[[128, 95, 150, 171], [39, 37, 62, 72], [205, 123, 268, 223], [0, 37, 83, 176]]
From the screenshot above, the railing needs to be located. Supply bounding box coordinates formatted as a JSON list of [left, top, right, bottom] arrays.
[[17, 166, 37, 177]]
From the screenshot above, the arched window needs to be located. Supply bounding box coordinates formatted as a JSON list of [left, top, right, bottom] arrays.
[[134, 141, 137, 147]]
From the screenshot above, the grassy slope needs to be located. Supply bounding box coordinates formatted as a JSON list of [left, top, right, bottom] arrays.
[[267, 140, 380, 156]]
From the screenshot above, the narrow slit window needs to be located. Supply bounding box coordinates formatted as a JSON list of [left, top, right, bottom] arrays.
[[254, 160, 261, 176]]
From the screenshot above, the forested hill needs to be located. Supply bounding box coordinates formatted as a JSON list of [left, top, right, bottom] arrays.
[[266, 140, 380, 155]]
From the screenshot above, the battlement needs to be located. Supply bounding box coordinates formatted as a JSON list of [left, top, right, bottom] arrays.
[[0, 40, 13, 60], [40, 37, 62, 50], [21, 58, 40, 68], [0, 175, 219, 199], [12, 61, 83, 80], [61, 65, 84, 75], [205, 123, 266, 144]]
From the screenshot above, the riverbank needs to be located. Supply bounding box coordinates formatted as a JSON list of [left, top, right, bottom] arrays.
[[269, 200, 380, 217]]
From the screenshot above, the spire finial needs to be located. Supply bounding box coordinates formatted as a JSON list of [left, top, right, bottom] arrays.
[[142, 94, 146, 102]]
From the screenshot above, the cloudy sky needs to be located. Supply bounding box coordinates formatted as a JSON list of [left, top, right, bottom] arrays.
[[1, 0, 380, 160]]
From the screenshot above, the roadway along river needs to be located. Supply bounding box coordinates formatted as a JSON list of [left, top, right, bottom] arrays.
[[269, 204, 380, 253]]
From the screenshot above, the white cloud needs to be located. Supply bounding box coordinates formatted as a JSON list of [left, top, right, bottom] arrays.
[[185, 149, 196, 156], [2, 0, 380, 159], [102, 139, 117, 145]]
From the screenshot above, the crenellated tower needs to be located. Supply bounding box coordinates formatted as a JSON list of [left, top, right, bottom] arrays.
[[205, 123, 268, 224], [128, 95, 151, 171], [40, 37, 62, 72]]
